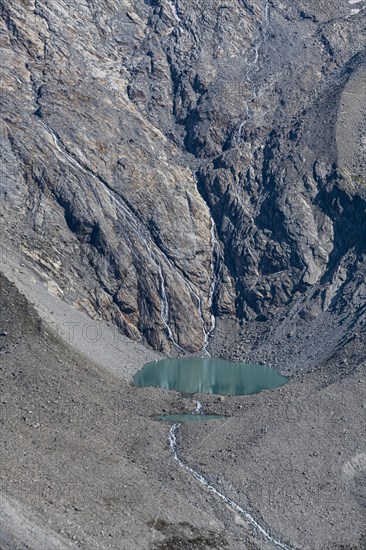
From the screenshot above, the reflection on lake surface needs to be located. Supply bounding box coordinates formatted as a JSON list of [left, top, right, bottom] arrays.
[[133, 357, 287, 395]]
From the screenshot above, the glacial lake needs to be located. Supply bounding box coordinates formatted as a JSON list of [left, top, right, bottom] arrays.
[[133, 357, 287, 396]]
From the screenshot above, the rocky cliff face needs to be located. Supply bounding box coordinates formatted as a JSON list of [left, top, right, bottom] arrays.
[[1, 0, 365, 362]]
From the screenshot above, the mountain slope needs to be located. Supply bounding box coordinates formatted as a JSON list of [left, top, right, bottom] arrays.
[[1, 0, 365, 361]]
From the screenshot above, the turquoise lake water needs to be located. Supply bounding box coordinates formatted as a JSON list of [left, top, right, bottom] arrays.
[[133, 357, 287, 396]]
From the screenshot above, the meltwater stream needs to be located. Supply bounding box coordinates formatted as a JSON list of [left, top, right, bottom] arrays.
[[202, 216, 221, 357], [168, 421, 292, 550], [235, 0, 271, 143]]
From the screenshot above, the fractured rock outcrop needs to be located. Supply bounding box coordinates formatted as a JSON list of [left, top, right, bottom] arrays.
[[1, 0, 365, 358]]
